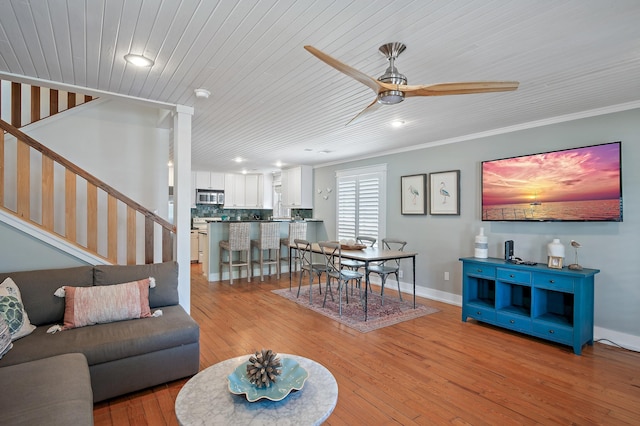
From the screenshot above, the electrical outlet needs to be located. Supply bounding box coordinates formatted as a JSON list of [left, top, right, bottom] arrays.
[[444, 271, 450, 281], [398, 270, 404, 278]]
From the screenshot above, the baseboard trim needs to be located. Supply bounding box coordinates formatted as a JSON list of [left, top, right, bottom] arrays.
[[594, 327, 640, 353]]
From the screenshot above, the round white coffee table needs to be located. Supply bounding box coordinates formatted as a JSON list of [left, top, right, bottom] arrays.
[[175, 353, 338, 425]]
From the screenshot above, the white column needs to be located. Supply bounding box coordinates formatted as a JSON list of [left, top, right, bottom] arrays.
[[174, 104, 194, 313]]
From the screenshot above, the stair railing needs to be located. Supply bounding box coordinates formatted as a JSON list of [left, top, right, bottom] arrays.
[[0, 80, 95, 128], [0, 119, 175, 264]]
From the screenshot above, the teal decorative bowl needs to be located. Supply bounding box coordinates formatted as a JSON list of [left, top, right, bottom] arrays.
[[227, 357, 309, 402]]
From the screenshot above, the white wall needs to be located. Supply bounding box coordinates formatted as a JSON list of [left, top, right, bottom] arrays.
[[313, 108, 640, 341]]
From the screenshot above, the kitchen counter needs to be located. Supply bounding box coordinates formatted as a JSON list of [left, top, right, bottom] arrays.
[[203, 220, 326, 282]]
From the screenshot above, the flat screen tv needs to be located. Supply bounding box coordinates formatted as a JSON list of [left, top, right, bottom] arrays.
[[482, 141, 622, 222]]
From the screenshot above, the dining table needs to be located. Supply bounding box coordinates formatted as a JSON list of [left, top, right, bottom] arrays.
[[289, 243, 418, 321]]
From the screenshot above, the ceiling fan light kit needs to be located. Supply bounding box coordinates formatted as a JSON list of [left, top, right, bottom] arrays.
[[304, 43, 519, 125]]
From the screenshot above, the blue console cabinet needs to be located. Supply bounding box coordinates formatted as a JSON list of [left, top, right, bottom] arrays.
[[459, 257, 599, 355]]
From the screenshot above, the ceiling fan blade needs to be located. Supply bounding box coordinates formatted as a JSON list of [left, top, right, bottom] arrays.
[[346, 98, 381, 126], [403, 81, 519, 97], [304, 45, 383, 93]]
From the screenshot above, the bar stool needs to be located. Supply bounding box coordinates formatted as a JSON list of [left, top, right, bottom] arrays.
[[280, 222, 307, 278], [219, 223, 251, 285], [251, 222, 281, 281]]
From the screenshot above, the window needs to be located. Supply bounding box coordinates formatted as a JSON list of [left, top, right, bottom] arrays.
[[336, 164, 386, 245]]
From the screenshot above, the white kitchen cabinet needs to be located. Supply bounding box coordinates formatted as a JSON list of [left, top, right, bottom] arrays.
[[224, 173, 272, 208], [224, 173, 245, 207], [195, 171, 225, 190], [282, 165, 313, 208], [244, 174, 260, 207]]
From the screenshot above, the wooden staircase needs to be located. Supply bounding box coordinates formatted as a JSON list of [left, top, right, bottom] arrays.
[[0, 80, 175, 265], [0, 80, 95, 128]]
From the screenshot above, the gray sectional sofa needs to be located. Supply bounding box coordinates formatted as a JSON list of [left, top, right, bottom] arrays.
[[0, 261, 200, 425]]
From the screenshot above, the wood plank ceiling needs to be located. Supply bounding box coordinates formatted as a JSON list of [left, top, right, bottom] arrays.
[[0, 0, 639, 173]]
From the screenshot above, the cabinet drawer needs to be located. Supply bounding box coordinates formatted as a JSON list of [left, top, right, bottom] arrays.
[[534, 274, 574, 292], [497, 311, 532, 332], [497, 268, 531, 285], [466, 304, 496, 322], [464, 264, 496, 279], [533, 322, 573, 344]]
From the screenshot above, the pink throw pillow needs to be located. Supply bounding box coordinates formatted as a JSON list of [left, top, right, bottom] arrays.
[[59, 278, 153, 330]]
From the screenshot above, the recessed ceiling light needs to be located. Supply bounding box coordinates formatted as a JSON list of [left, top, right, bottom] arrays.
[[234, 157, 243, 163], [318, 150, 331, 154], [275, 161, 282, 167], [391, 120, 405, 128], [124, 53, 154, 67]]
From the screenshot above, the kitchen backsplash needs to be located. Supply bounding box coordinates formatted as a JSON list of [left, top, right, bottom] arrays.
[[192, 206, 312, 220]]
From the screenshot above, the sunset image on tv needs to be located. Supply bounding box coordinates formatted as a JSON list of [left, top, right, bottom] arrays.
[[482, 142, 622, 221]]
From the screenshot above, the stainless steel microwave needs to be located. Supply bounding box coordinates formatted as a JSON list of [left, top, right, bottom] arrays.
[[196, 190, 223, 205]]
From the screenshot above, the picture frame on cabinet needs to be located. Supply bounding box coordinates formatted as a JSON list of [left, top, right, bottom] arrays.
[[548, 256, 563, 269], [401, 174, 427, 215], [429, 170, 460, 215]]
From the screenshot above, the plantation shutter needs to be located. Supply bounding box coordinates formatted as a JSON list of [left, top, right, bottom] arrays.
[[336, 165, 386, 244], [337, 176, 357, 241]]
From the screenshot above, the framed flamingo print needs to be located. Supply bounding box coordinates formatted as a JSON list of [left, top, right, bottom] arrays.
[[429, 170, 460, 215], [401, 174, 427, 215]]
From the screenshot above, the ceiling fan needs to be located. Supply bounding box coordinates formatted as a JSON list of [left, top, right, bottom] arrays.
[[304, 42, 519, 125]]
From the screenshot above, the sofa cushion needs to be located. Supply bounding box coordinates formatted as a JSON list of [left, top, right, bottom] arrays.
[[0, 353, 93, 426], [0, 305, 199, 368], [57, 278, 154, 330], [94, 261, 179, 308], [0, 278, 36, 340], [0, 317, 12, 358], [0, 266, 94, 326]]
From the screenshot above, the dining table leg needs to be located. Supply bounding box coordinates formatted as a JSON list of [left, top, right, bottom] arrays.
[[289, 246, 293, 289], [364, 260, 369, 321], [412, 255, 416, 309]]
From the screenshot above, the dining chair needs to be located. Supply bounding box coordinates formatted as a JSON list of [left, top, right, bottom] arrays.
[[294, 239, 326, 303], [340, 236, 376, 271], [251, 222, 281, 281], [366, 238, 407, 305], [219, 223, 251, 285], [281, 222, 307, 276], [340, 236, 376, 295], [319, 241, 365, 318]]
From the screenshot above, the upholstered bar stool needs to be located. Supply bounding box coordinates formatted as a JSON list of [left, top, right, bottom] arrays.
[[280, 222, 307, 276], [251, 222, 281, 281], [219, 223, 251, 285]]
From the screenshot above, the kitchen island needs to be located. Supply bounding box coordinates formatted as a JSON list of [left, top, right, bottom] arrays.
[[203, 220, 325, 282]]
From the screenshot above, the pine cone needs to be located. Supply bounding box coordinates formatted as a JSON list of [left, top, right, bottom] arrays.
[[246, 349, 282, 388]]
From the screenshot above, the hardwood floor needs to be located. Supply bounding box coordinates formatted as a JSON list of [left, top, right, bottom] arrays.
[[94, 264, 640, 425]]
